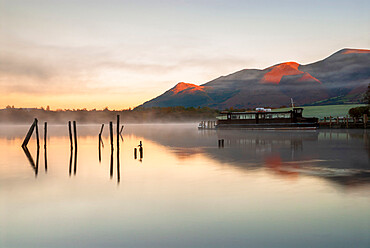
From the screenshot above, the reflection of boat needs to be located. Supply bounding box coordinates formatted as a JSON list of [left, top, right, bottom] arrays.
[[216, 108, 318, 130]]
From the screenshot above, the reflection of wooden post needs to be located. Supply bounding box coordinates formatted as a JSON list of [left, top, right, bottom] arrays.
[[139, 147, 143, 159], [364, 114, 368, 129]]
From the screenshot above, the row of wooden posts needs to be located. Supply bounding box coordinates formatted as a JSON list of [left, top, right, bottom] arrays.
[[319, 114, 368, 129], [21, 115, 143, 179], [199, 121, 217, 129]]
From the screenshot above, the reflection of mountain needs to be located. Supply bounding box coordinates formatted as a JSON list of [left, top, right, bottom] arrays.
[[124, 125, 370, 188], [141, 49, 370, 108]]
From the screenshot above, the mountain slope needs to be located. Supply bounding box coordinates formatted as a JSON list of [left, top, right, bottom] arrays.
[[140, 48, 370, 109]]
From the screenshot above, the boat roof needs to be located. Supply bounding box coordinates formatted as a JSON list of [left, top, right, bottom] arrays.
[[220, 108, 303, 115]]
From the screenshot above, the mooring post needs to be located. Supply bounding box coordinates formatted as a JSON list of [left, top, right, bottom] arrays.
[[73, 121, 77, 175], [346, 115, 349, 129], [22, 119, 37, 147], [329, 116, 332, 128], [116, 115, 120, 183], [139, 141, 143, 159], [134, 148, 137, 159], [44, 122, 47, 172], [44, 122, 47, 148], [68, 121, 73, 151], [34, 118, 40, 148], [73, 121, 77, 151], [117, 115, 120, 151], [109, 121, 113, 151]]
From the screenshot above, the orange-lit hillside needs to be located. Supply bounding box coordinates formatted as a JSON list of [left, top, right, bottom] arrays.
[[171, 82, 205, 95], [341, 49, 370, 54], [261, 62, 321, 84]]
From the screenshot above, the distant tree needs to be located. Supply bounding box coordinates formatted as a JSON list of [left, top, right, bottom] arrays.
[[363, 83, 370, 105], [349, 106, 369, 118], [6, 105, 11, 109]]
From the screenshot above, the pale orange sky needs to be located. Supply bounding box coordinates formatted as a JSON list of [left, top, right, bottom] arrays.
[[1, 0, 369, 110]]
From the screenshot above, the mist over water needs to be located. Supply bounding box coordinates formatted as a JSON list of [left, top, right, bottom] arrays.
[[1, 124, 369, 248]]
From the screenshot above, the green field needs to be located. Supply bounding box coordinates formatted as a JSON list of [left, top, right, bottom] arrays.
[[273, 104, 367, 119]]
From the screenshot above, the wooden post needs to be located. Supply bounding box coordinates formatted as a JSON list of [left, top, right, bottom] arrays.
[[35, 119, 40, 148], [68, 121, 73, 150], [109, 121, 113, 150], [116, 115, 120, 183], [98, 124, 104, 162], [134, 148, 137, 159], [22, 119, 36, 147], [329, 116, 332, 128], [73, 121, 77, 175], [44, 122, 47, 148], [117, 115, 120, 148], [44, 122, 47, 172], [336, 116, 339, 125], [346, 115, 349, 129], [73, 121, 77, 151]]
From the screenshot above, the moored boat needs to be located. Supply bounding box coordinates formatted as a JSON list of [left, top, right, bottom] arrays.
[[215, 108, 318, 130]]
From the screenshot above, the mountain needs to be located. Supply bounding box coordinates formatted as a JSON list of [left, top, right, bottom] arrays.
[[140, 48, 370, 109]]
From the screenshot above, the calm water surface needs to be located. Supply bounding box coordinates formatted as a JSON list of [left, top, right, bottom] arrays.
[[1, 124, 369, 248]]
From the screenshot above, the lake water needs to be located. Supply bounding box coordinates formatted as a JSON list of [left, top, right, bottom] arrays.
[[1, 124, 369, 248]]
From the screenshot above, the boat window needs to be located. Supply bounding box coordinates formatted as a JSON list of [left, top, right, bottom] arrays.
[[258, 114, 265, 119], [231, 115, 239, 119], [216, 115, 227, 120], [240, 114, 255, 119], [265, 114, 273, 119]]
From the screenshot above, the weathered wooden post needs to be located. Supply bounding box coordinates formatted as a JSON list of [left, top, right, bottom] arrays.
[[35, 119, 40, 148], [44, 122, 47, 172], [109, 121, 113, 151], [139, 141, 143, 159], [98, 124, 104, 162], [329, 116, 332, 128], [134, 148, 137, 159], [68, 121, 73, 151], [119, 125, 124, 141], [22, 118, 37, 147], [109, 121, 113, 178], [73, 121, 77, 175], [116, 115, 120, 183], [336, 116, 339, 125], [117, 115, 120, 150]]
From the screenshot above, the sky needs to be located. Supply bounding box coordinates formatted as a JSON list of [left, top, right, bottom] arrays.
[[0, 0, 369, 110]]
